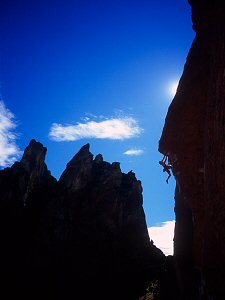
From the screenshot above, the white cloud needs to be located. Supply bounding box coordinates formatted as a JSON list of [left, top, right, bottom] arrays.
[[49, 116, 143, 141], [123, 149, 144, 156], [148, 220, 175, 256], [0, 101, 21, 167]]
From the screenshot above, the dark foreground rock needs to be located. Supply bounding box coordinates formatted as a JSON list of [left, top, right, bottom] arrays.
[[0, 140, 164, 299], [159, 1, 225, 299]]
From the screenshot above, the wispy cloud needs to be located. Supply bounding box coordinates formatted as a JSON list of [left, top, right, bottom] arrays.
[[123, 149, 144, 156], [49, 116, 143, 141], [148, 220, 175, 256], [0, 101, 21, 167]]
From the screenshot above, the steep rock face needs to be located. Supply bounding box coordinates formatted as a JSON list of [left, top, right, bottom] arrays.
[[0, 140, 164, 299], [0, 140, 57, 297], [159, 1, 225, 299], [59, 143, 94, 191]]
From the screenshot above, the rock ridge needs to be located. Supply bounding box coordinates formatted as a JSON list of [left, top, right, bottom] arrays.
[[0, 139, 165, 300]]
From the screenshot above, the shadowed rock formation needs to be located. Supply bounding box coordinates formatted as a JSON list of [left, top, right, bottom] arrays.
[[0, 140, 164, 299], [159, 1, 225, 299]]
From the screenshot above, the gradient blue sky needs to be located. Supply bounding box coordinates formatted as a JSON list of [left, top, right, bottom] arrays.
[[0, 0, 195, 253]]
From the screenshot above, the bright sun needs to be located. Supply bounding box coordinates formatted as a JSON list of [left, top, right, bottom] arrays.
[[169, 81, 179, 97]]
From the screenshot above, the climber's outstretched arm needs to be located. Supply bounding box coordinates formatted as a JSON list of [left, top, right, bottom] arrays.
[[162, 155, 168, 163]]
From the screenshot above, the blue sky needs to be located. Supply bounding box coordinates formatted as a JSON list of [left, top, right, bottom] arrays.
[[0, 0, 194, 254]]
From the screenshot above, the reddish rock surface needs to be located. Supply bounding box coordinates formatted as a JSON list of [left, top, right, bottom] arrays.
[[159, 1, 225, 299]]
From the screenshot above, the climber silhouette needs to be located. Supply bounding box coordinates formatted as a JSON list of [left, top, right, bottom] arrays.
[[159, 155, 172, 184]]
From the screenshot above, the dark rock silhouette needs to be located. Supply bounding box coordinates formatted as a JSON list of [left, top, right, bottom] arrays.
[[159, 1, 225, 299], [0, 140, 164, 299]]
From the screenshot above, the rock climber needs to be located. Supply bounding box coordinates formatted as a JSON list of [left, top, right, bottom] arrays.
[[159, 155, 172, 184]]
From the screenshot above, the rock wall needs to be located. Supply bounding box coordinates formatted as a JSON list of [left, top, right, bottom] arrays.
[[159, 1, 225, 299], [0, 140, 164, 299]]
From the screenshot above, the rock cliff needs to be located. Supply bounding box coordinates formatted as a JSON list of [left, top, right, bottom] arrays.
[[159, 1, 225, 299], [0, 140, 164, 299]]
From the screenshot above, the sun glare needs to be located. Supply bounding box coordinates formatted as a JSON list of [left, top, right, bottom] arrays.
[[168, 81, 179, 97]]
